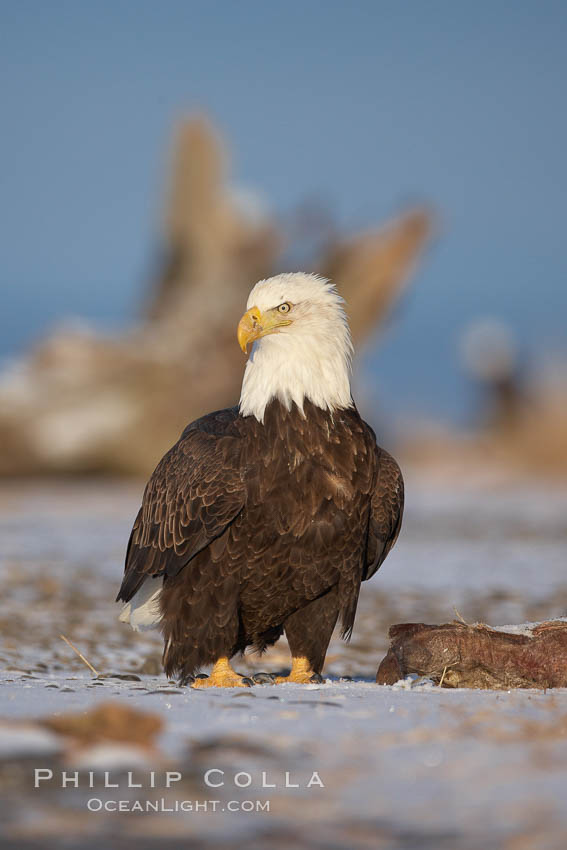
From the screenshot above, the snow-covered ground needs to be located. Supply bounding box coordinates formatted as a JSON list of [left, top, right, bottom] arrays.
[[1, 476, 567, 848]]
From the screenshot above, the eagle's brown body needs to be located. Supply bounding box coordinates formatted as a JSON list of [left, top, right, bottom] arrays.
[[117, 398, 403, 684]]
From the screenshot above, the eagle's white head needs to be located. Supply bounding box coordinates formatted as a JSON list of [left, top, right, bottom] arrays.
[[237, 273, 353, 422]]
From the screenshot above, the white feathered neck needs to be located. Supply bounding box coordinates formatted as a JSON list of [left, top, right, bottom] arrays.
[[239, 273, 353, 422]]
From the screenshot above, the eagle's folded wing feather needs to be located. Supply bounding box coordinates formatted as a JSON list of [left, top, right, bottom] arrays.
[[117, 410, 245, 603], [364, 449, 404, 581]]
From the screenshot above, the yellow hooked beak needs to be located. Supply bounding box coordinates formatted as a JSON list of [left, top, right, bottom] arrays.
[[237, 306, 292, 354]]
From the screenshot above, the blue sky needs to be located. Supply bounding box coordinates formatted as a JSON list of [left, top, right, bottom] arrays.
[[1, 1, 566, 422]]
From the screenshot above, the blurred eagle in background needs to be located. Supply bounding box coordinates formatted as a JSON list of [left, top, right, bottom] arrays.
[[117, 273, 404, 686]]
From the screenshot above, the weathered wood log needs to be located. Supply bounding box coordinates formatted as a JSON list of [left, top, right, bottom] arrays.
[[320, 208, 432, 343], [377, 620, 567, 689], [0, 117, 432, 476]]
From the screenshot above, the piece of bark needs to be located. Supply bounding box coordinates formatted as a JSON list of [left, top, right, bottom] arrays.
[[376, 620, 567, 689]]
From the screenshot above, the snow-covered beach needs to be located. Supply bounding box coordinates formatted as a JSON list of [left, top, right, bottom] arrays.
[[1, 476, 567, 847]]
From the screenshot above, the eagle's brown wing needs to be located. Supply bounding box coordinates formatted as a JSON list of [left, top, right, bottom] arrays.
[[363, 448, 404, 581], [116, 408, 245, 603]]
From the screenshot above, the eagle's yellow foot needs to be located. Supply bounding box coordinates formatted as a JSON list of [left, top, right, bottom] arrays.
[[275, 656, 321, 684], [190, 657, 251, 688]]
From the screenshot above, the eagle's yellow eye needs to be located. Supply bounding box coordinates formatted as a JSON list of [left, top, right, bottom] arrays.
[[277, 302, 291, 314]]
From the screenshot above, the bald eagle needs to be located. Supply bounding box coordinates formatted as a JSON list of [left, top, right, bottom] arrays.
[[117, 273, 403, 686]]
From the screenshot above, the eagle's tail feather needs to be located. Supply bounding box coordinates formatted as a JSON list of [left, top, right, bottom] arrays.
[[117, 576, 163, 632]]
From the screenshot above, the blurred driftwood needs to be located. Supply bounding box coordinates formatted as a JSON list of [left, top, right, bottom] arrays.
[[320, 208, 430, 342], [377, 620, 567, 689], [403, 374, 567, 480], [0, 117, 432, 476], [146, 118, 279, 340]]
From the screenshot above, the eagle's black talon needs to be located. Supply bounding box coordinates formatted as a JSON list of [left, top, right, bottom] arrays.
[[252, 672, 276, 684], [310, 673, 324, 683], [241, 677, 254, 687], [195, 673, 209, 679]]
